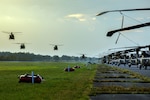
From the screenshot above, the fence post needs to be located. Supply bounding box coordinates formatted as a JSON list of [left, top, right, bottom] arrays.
[[32, 71, 34, 84]]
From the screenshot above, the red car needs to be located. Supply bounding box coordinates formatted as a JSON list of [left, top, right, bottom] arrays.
[[19, 74, 43, 83]]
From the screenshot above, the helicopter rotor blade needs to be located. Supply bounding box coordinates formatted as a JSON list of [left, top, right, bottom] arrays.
[[108, 46, 139, 51], [2, 31, 10, 34], [13, 43, 22, 44], [13, 43, 30, 44], [2, 31, 22, 34], [57, 44, 63, 46], [13, 32, 22, 33], [107, 22, 150, 37], [49, 44, 55, 46], [97, 8, 150, 16], [110, 45, 150, 54], [49, 44, 63, 46]]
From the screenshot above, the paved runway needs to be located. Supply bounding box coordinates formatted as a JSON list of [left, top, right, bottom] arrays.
[[117, 64, 150, 77], [90, 64, 150, 100], [90, 94, 150, 100]]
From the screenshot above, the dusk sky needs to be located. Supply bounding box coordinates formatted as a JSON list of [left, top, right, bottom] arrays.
[[0, 0, 150, 57]]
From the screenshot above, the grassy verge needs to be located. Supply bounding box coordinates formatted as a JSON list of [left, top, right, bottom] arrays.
[[90, 86, 150, 94], [0, 62, 97, 100]]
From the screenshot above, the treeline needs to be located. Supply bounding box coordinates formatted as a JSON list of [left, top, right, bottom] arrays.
[[0, 52, 85, 62]]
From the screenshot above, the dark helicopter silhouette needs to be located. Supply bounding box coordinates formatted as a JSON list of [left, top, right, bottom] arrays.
[[14, 43, 29, 49], [2, 31, 22, 40], [81, 54, 85, 59], [20, 43, 25, 49], [49, 44, 63, 50], [80, 54, 86, 59]]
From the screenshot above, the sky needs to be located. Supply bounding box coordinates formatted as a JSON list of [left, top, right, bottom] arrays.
[[0, 0, 150, 57]]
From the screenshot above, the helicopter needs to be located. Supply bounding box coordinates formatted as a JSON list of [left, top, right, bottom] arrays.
[[14, 43, 29, 49], [98, 8, 150, 69], [96, 8, 150, 37], [133, 45, 150, 70], [81, 54, 86, 59], [79, 54, 87, 59], [2, 31, 22, 40], [122, 45, 150, 70], [108, 46, 139, 65], [97, 8, 150, 45], [105, 45, 150, 70], [49, 44, 63, 50]]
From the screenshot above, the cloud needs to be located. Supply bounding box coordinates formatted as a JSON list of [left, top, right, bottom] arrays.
[[66, 14, 86, 21], [92, 17, 96, 21], [65, 13, 96, 22]]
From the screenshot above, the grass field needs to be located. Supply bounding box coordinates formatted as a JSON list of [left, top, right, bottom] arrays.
[[0, 62, 97, 100]]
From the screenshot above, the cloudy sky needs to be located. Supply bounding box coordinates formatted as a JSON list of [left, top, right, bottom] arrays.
[[0, 0, 150, 57]]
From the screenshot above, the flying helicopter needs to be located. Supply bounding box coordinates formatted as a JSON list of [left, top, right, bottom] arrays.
[[2, 31, 22, 40], [49, 44, 63, 50], [14, 43, 29, 49], [79, 54, 87, 59], [81, 54, 86, 59]]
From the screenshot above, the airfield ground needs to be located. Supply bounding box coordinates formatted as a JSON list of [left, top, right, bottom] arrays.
[[1, 62, 150, 100], [90, 64, 150, 100], [0, 62, 97, 100], [118, 64, 150, 77]]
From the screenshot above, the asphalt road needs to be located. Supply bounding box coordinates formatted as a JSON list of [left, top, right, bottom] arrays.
[[90, 94, 150, 100], [117, 64, 150, 77]]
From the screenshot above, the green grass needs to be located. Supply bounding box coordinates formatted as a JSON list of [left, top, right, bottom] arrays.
[[90, 86, 150, 94], [0, 62, 97, 100]]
